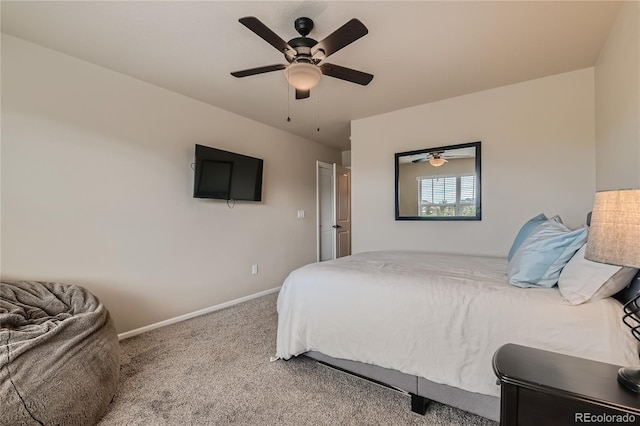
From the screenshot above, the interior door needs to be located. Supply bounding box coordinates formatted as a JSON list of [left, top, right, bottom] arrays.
[[334, 165, 351, 258]]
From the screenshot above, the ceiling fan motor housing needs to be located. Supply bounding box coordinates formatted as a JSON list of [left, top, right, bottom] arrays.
[[287, 37, 318, 61], [288, 18, 319, 61]]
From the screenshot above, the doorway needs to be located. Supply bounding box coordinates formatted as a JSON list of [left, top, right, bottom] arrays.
[[316, 161, 351, 262]]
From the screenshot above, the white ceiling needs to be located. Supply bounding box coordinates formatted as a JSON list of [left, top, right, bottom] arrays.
[[1, 1, 622, 150]]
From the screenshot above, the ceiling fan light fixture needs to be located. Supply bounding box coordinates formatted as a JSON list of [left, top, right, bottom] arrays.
[[429, 158, 447, 167], [285, 62, 322, 90]]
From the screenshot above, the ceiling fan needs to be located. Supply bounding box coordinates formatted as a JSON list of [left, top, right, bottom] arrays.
[[412, 152, 450, 167], [231, 16, 374, 99]]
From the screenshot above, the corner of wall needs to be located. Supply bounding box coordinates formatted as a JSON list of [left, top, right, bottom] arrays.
[[594, 1, 640, 190]]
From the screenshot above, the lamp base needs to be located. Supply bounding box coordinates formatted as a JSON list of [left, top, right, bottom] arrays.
[[618, 367, 640, 393]]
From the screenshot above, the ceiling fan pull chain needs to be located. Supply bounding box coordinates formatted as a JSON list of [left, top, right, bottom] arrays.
[[317, 84, 320, 132], [286, 70, 292, 122]]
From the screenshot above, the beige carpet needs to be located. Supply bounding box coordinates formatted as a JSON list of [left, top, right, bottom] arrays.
[[98, 292, 498, 426]]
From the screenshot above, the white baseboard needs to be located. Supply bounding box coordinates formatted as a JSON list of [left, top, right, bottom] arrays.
[[117, 286, 281, 341]]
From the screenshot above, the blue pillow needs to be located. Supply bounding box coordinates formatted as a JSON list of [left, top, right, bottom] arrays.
[[508, 218, 588, 288], [507, 213, 548, 261]]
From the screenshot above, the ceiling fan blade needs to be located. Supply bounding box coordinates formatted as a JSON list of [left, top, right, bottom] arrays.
[[314, 19, 368, 58], [320, 63, 374, 86], [231, 64, 287, 78], [295, 89, 310, 99], [239, 17, 293, 54]]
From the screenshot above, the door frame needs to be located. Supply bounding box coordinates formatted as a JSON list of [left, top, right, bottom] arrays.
[[316, 161, 335, 262]]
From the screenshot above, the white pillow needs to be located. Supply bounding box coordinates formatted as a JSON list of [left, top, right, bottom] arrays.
[[558, 245, 639, 305]]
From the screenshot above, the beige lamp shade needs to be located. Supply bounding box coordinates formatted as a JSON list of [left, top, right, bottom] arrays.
[[585, 189, 640, 268]]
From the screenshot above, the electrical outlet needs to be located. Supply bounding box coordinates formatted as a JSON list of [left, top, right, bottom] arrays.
[[297, 210, 305, 219], [251, 264, 258, 275]]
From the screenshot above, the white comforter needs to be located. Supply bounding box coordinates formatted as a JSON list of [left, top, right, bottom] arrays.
[[276, 251, 639, 397]]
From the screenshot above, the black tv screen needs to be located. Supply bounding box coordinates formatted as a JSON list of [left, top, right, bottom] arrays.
[[193, 145, 263, 201]]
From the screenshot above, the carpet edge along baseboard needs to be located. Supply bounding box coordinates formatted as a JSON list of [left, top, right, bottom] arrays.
[[117, 286, 281, 341]]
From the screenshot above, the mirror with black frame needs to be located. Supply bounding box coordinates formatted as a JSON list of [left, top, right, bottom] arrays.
[[395, 141, 481, 220]]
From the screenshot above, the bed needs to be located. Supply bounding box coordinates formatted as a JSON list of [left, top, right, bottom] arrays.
[[275, 250, 640, 421]]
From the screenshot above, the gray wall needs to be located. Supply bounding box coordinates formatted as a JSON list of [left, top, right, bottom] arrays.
[[594, 1, 640, 191], [352, 68, 596, 256], [1, 35, 341, 333]]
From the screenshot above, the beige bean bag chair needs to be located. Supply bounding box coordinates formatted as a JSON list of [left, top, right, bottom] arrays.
[[1, 281, 119, 425]]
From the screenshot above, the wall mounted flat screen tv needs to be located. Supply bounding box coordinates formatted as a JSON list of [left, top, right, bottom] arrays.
[[193, 144, 263, 201]]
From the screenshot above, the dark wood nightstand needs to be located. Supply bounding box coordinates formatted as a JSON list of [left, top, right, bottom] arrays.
[[493, 344, 640, 426]]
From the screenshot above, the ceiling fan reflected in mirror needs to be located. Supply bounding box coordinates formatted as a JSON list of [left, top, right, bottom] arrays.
[[231, 16, 374, 99], [412, 152, 450, 167]]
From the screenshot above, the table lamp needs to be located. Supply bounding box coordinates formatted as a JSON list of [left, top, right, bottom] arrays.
[[585, 189, 640, 393]]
